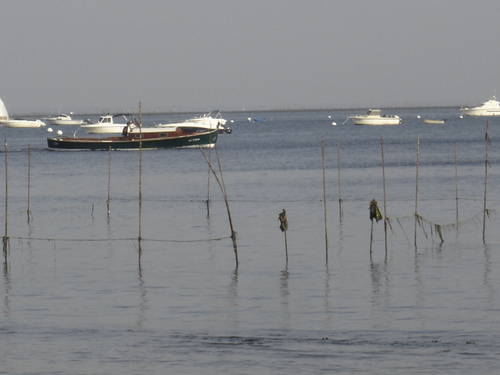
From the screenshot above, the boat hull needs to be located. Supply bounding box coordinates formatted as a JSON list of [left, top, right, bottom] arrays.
[[47, 129, 218, 150], [423, 119, 446, 124], [351, 118, 401, 125], [461, 98, 500, 116], [49, 119, 86, 125], [2, 120, 45, 128], [461, 109, 500, 116]]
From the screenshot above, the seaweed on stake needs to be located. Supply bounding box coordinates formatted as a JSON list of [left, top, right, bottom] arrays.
[[369, 199, 382, 254], [279, 209, 289, 264]]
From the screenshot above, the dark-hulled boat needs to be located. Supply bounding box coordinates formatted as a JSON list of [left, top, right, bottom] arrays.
[[47, 126, 218, 150]]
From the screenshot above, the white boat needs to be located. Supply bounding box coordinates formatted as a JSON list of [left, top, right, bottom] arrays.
[[0, 98, 7, 121], [188, 111, 227, 127], [0, 98, 46, 128], [157, 111, 232, 133], [44, 113, 90, 125], [80, 114, 131, 134], [2, 119, 46, 128], [423, 118, 446, 124], [349, 109, 402, 125], [461, 96, 500, 116]]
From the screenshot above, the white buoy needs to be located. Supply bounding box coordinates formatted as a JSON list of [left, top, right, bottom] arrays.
[[247, 117, 252, 122], [56, 130, 63, 135], [46, 127, 53, 133], [328, 115, 331, 119], [459, 115, 464, 119], [331, 122, 337, 126], [417, 115, 421, 119]]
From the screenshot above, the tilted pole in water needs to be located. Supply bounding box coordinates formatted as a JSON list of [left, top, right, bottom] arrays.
[[200, 147, 238, 267]]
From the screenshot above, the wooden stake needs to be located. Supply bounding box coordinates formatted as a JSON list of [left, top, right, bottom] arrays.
[[3, 139, 8, 267], [279, 209, 289, 264], [414, 136, 420, 251], [483, 121, 490, 243], [139, 101, 142, 127], [370, 219, 374, 254], [138, 125, 143, 259], [336, 140, 343, 216], [27, 144, 32, 222], [321, 141, 328, 262], [206, 147, 211, 216], [107, 146, 112, 215], [381, 138, 388, 256], [138, 101, 143, 248], [369, 199, 382, 254], [454, 143, 459, 222]]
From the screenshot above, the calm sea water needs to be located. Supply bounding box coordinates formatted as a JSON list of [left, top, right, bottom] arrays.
[[1, 108, 500, 374]]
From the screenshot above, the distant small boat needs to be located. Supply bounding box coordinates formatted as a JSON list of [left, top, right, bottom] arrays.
[[423, 119, 447, 124], [44, 113, 90, 125], [349, 109, 402, 125], [461, 96, 500, 116]]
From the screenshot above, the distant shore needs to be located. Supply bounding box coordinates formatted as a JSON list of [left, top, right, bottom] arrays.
[[10, 105, 465, 118]]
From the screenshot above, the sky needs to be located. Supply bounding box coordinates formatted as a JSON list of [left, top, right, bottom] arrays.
[[2, 0, 500, 115]]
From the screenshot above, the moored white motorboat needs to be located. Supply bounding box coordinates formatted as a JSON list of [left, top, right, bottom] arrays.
[[187, 111, 227, 127], [157, 111, 232, 133], [44, 113, 90, 125], [349, 109, 402, 125], [461, 96, 500, 116], [80, 114, 131, 134], [0, 98, 46, 127]]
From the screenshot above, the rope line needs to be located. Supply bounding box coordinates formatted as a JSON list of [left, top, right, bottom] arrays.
[[9, 236, 231, 243]]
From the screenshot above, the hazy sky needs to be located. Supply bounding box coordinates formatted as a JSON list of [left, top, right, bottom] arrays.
[[2, 0, 500, 114]]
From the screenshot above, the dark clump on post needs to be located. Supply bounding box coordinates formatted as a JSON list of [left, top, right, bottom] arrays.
[[279, 209, 288, 232], [369, 199, 382, 255], [369, 199, 382, 222], [278, 209, 289, 264]]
